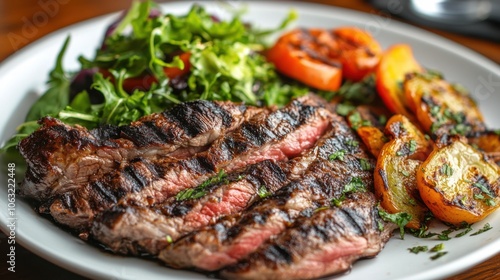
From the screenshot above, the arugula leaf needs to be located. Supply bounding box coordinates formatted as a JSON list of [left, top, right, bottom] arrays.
[[2, 2, 304, 156]]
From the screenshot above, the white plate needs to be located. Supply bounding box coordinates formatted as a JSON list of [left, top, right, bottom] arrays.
[[1, 1, 499, 279]]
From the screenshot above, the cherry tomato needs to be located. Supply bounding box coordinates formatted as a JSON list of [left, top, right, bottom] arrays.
[[333, 27, 382, 81], [267, 27, 382, 91], [266, 28, 342, 91]]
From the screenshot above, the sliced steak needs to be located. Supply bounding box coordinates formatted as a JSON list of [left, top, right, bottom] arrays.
[[19, 100, 262, 200], [91, 160, 289, 255], [220, 192, 396, 280], [48, 95, 332, 230], [90, 118, 347, 255], [159, 118, 375, 270]]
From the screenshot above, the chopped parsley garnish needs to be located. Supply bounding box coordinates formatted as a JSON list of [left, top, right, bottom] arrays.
[[175, 188, 207, 201], [430, 243, 444, 252], [409, 139, 417, 153], [329, 149, 347, 161], [455, 223, 473, 238], [472, 180, 497, 206], [257, 185, 271, 199], [344, 177, 366, 193], [440, 164, 453, 177], [348, 112, 371, 130], [485, 199, 496, 206], [408, 245, 428, 254], [166, 235, 173, 244], [378, 208, 412, 239], [377, 220, 384, 232], [473, 182, 494, 198], [332, 75, 377, 104], [397, 139, 417, 156], [470, 223, 492, 236], [345, 139, 359, 147], [359, 158, 373, 171], [175, 169, 227, 201], [437, 229, 453, 241], [430, 105, 441, 117], [450, 123, 469, 136], [430, 252, 448, 260], [332, 177, 366, 206], [474, 193, 484, 200], [408, 198, 417, 206]]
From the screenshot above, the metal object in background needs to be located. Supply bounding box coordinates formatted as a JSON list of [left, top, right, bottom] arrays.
[[370, 0, 500, 41]]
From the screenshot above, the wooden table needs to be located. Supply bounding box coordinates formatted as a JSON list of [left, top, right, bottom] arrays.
[[0, 1, 498, 279]]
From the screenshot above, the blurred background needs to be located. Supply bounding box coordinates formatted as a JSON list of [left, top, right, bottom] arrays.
[[0, 0, 499, 280], [1, 0, 499, 63]]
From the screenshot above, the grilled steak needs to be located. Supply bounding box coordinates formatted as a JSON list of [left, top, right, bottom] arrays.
[[91, 160, 289, 255], [220, 192, 396, 280], [19, 100, 263, 200], [90, 118, 346, 255], [17, 93, 401, 279], [47, 95, 332, 230], [160, 117, 375, 271]]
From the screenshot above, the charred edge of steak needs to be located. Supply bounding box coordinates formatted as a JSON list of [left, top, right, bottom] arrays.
[[47, 95, 332, 231], [220, 192, 388, 280], [159, 150, 374, 271], [18, 100, 259, 201], [90, 160, 290, 255], [118, 100, 249, 147], [48, 157, 160, 230]]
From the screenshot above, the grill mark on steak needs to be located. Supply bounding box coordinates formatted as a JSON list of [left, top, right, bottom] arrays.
[[91, 160, 290, 255], [19, 100, 261, 201], [220, 192, 395, 280], [159, 117, 375, 271], [48, 95, 332, 230]]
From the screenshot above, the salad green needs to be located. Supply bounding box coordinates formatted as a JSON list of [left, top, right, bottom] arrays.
[[0, 1, 377, 160]]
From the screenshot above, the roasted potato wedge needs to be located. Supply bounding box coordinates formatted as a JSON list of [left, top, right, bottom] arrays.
[[403, 73, 485, 137], [376, 44, 422, 119], [347, 105, 391, 157], [384, 114, 433, 161], [375, 140, 429, 229], [417, 140, 500, 225], [374, 115, 432, 229], [468, 131, 500, 166], [357, 126, 387, 157]]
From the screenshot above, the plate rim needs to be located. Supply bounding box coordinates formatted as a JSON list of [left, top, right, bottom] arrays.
[[0, 1, 499, 280]]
